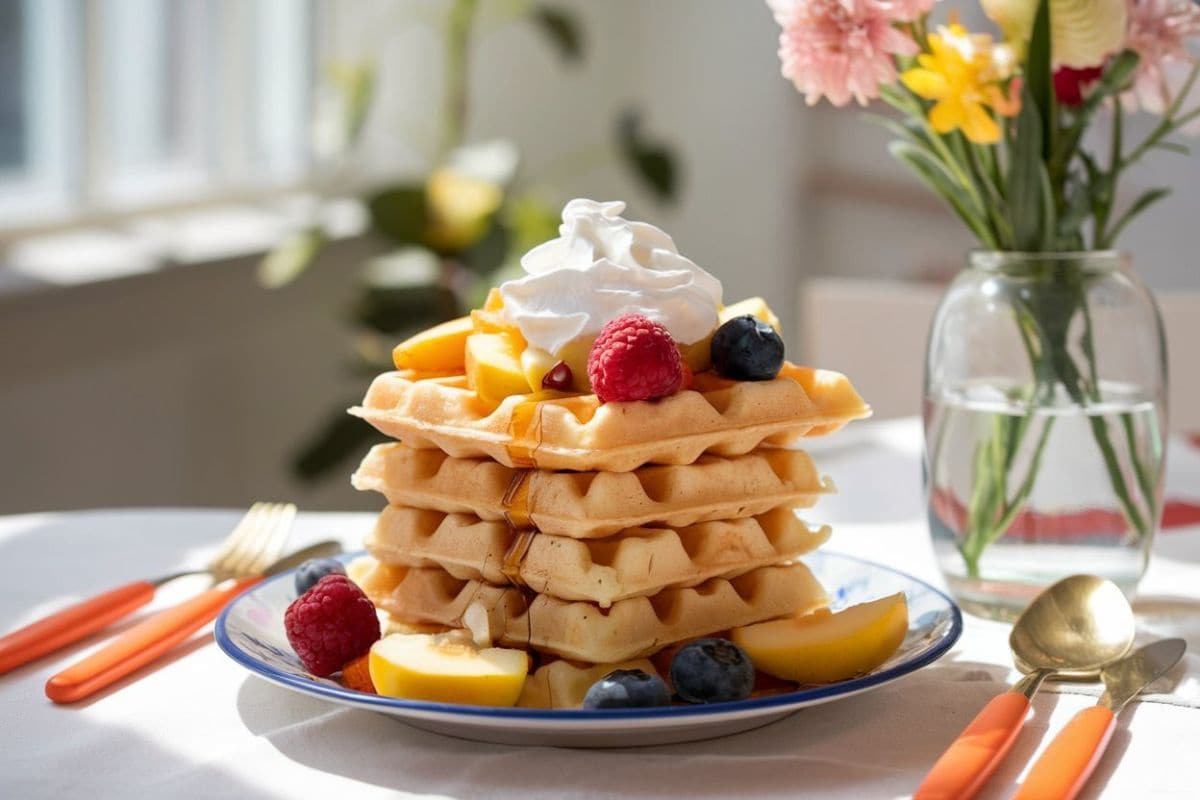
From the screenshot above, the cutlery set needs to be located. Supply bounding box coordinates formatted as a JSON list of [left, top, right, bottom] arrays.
[[917, 575, 1186, 800], [0, 503, 341, 704]]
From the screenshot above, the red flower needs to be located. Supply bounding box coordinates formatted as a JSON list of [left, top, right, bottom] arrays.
[[1053, 65, 1105, 107]]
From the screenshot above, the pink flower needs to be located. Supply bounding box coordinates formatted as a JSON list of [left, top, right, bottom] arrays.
[[767, 0, 931, 107], [1124, 0, 1200, 116]]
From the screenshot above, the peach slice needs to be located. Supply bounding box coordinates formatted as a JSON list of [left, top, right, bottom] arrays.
[[392, 316, 473, 372], [731, 592, 908, 684], [368, 633, 529, 707]]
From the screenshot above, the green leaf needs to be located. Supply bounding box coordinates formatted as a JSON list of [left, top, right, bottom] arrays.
[[353, 285, 459, 334], [1105, 187, 1172, 244], [889, 140, 996, 245], [292, 407, 382, 482], [367, 185, 428, 244], [617, 110, 681, 203], [1027, 0, 1054, 161], [461, 217, 511, 275], [336, 61, 376, 151], [1006, 83, 1048, 250], [530, 5, 583, 62], [258, 227, 327, 288]]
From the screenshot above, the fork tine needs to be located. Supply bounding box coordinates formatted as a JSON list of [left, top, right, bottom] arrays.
[[206, 503, 266, 572], [221, 502, 296, 579]]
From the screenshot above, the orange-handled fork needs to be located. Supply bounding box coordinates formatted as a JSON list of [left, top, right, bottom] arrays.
[[0, 503, 296, 676]]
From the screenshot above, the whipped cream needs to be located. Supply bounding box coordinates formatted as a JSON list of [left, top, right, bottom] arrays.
[[499, 199, 723, 354]]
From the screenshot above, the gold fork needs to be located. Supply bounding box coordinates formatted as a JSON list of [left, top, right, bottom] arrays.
[[0, 503, 296, 676]]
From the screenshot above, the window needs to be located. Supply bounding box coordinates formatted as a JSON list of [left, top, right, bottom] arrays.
[[0, 0, 315, 229]]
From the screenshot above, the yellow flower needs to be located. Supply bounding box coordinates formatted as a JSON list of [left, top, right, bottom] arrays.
[[901, 25, 1021, 144]]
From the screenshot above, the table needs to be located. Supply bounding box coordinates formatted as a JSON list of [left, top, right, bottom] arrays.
[[3, 419, 1199, 799]]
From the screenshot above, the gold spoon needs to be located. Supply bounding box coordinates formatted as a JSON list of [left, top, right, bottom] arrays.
[[915, 575, 1135, 800]]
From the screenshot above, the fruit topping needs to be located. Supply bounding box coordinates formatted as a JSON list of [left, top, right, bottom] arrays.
[[340, 653, 377, 694], [719, 297, 781, 331], [294, 557, 347, 597], [582, 668, 672, 709], [368, 632, 529, 706], [731, 593, 908, 684], [540, 361, 574, 391], [669, 638, 755, 704], [587, 313, 685, 403], [711, 315, 785, 381], [465, 331, 531, 406], [284, 574, 381, 678], [392, 315, 472, 372]]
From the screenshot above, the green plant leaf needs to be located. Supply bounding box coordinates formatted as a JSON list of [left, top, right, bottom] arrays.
[[367, 185, 428, 245], [258, 227, 327, 288], [617, 110, 681, 203], [530, 5, 583, 62], [1105, 187, 1172, 243], [336, 61, 376, 151], [889, 140, 996, 245], [292, 407, 382, 482], [1006, 83, 1048, 250], [461, 217, 511, 275], [1027, 0, 1053, 161]]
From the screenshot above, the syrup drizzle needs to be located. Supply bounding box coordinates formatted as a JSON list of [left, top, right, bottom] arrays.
[[506, 394, 546, 468]]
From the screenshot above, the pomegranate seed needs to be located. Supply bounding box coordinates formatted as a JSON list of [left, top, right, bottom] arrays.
[[541, 361, 573, 391]]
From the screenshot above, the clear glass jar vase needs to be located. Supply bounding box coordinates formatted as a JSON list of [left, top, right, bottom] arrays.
[[924, 251, 1167, 620]]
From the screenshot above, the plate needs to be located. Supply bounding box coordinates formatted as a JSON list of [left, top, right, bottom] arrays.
[[216, 551, 961, 748]]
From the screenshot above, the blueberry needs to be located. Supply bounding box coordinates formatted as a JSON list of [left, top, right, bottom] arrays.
[[294, 557, 346, 596], [581, 669, 672, 709], [710, 315, 785, 381], [669, 638, 755, 704]]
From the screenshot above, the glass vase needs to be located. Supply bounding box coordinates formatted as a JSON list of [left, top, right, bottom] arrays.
[[923, 251, 1167, 620]]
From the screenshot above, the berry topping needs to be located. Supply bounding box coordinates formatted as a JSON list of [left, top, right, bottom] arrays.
[[669, 638, 755, 704], [541, 360, 574, 391], [587, 314, 684, 403], [710, 315, 785, 381], [284, 574, 381, 677], [582, 669, 672, 709], [294, 557, 347, 597]]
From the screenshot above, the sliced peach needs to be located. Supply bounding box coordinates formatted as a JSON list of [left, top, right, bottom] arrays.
[[465, 331, 531, 405], [369, 633, 529, 706], [392, 316, 472, 372], [731, 593, 908, 684], [720, 297, 781, 331]]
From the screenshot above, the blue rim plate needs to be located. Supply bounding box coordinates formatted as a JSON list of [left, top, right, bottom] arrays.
[[216, 550, 961, 747]]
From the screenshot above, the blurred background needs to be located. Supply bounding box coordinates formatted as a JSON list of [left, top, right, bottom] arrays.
[[1, 0, 1197, 514]]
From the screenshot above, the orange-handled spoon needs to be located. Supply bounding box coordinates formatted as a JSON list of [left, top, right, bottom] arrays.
[[45, 540, 341, 704], [915, 576, 1135, 800], [1015, 638, 1185, 800]]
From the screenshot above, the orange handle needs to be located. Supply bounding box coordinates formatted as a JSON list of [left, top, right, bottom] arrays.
[[45, 577, 259, 704], [1014, 706, 1116, 800], [0, 581, 156, 675], [915, 691, 1031, 800]]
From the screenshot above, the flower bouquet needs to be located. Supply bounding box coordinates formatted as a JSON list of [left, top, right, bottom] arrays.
[[768, 0, 1199, 614]]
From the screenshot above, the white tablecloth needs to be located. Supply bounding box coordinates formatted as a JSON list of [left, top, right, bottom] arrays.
[[3, 419, 1200, 799]]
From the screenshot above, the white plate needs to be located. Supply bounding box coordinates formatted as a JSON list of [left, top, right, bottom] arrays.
[[216, 551, 961, 747]]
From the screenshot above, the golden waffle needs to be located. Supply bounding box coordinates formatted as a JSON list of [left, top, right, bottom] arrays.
[[365, 505, 830, 607], [352, 444, 832, 538], [356, 560, 828, 663], [517, 659, 663, 710], [349, 363, 869, 472]]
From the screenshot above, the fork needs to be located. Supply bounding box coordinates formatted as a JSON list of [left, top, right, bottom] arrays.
[[0, 503, 296, 676]]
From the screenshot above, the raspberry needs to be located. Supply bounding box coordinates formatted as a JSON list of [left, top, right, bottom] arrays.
[[587, 314, 684, 403], [284, 574, 381, 677]]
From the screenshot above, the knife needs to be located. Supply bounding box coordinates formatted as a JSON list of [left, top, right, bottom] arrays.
[[45, 540, 343, 704], [1014, 638, 1187, 800]]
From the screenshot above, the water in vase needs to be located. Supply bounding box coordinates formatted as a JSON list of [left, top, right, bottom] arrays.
[[925, 380, 1164, 620]]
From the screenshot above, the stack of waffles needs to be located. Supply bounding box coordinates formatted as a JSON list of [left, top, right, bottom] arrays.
[[346, 361, 870, 707]]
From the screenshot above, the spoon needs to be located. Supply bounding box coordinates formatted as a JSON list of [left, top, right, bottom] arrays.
[[914, 575, 1135, 800]]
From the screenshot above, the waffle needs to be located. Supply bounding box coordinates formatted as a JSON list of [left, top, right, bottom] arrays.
[[365, 505, 830, 607], [517, 659, 663, 710], [352, 444, 832, 538], [356, 560, 828, 663], [349, 363, 869, 472]]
